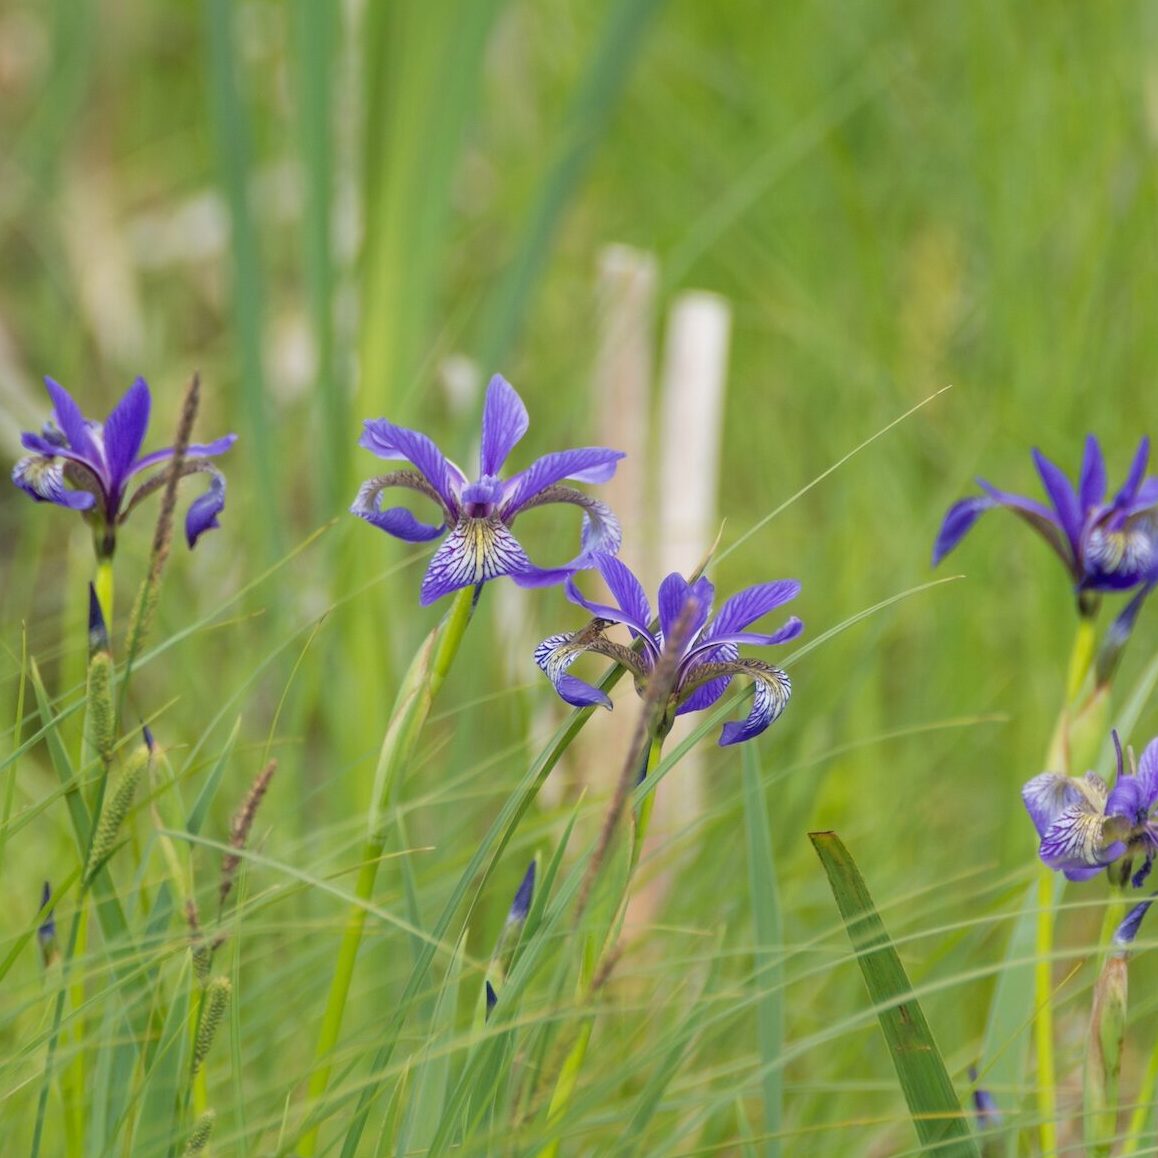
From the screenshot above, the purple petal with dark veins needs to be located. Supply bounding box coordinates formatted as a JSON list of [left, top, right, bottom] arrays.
[[717, 663, 791, 746], [102, 378, 151, 492], [12, 456, 96, 510], [594, 552, 652, 635], [1079, 434, 1107, 510], [562, 579, 658, 665], [657, 573, 713, 650], [185, 470, 227, 547], [677, 642, 738, 716], [419, 518, 532, 605], [43, 378, 98, 460], [1032, 449, 1083, 553], [501, 447, 625, 514], [479, 375, 529, 476], [1022, 772, 1087, 838], [686, 617, 804, 661], [533, 632, 613, 709], [360, 419, 464, 513], [703, 580, 801, 639]]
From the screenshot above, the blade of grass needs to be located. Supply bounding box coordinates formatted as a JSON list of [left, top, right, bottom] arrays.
[[203, 0, 282, 562], [742, 743, 783, 1158], [810, 830, 978, 1156], [474, 0, 664, 371]]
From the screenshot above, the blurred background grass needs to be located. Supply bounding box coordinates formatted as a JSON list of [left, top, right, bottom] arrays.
[[3, 0, 1158, 1151]]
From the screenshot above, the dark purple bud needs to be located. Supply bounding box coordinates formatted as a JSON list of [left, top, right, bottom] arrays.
[[1097, 583, 1154, 687], [485, 980, 498, 1019], [507, 861, 535, 926], [88, 583, 109, 655], [968, 1066, 1001, 1130], [37, 882, 58, 967], [1114, 895, 1156, 950], [142, 724, 155, 752]]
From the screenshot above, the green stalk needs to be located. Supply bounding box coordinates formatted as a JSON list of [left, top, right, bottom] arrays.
[[1122, 1030, 1158, 1153], [1033, 615, 1097, 1155], [536, 736, 665, 1158], [300, 585, 477, 1155]]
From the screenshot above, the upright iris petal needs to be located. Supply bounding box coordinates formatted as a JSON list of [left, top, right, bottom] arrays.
[[11, 377, 236, 558], [534, 553, 802, 747], [934, 435, 1158, 598], [351, 374, 625, 605]]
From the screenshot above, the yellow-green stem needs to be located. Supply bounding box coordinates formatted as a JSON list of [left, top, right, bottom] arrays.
[[94, 559, 114, 633], [299, 585, 476, 1155], [1034, 618, 1095, 1155]]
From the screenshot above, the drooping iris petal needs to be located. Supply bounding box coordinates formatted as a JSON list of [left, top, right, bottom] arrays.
[[932, 496, 995, 566], [420, 518, 536, 606], [102, 378, 151, 493], [974, 478, 1072, 567], [133, 433, 238, 474], [12, 456, 96, 510], [359, 419, 464, 513], [1023, 770, 1123, 879], [1079, 435, 1108, 510], [185, 471, 228, 548], [351, 475, 448, 542], [502, 447, 625, 514], [713, 660, 792, 747], [479, 375, 529, 476], [532, 632, 613, 709]]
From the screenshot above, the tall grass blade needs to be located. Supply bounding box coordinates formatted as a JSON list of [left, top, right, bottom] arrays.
[[810, 830, 978, 1156], [742, 743, 783, 1158]]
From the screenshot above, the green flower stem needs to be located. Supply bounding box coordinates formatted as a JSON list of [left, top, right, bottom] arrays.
[[1034, 616, 1098, 1155], [94, 558, 114, 632], [535, 735, 665, 1158], [300, 584, 477, 1156]]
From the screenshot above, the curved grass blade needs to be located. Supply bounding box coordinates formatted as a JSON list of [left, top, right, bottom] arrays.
[[810, 831, 978, 1156]]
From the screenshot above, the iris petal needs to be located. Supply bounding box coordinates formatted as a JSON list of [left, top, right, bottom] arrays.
[[532, 632, 613, 710], [479, 375, 529, 476], [419, 518, 534, 606], [502, 448, 625, 513], [11, 456, 96, 510], [102, 378, 151, 492], [360, 419, 464, 513], [1079, 434, 1107, 510]]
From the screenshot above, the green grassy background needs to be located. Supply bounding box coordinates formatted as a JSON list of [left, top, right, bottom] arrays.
[[3, 0, 1158, 1152]]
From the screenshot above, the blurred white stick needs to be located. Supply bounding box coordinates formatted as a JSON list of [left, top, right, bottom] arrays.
[[654, 291, 731, 830]]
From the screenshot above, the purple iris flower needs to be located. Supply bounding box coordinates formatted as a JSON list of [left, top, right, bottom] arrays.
[[12, 377, 236, 556], [534, 552, 802, 747], [1022, 734, 1158, 886], [352, 375, 624, 606], [933, 436, 1158, 596]]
